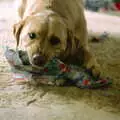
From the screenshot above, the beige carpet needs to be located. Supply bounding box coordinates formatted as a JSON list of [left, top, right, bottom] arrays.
[[0, 0, 120, 120]]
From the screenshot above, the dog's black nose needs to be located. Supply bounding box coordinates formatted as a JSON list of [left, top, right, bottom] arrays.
[[32, 54, 45, 66]]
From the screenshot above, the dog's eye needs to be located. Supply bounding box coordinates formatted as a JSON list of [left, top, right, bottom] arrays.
[[50, 36, 60, 45], [28, 33, 36, 39]]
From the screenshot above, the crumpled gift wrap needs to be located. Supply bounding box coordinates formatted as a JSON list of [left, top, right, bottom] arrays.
[[5, 48, 112, 88]]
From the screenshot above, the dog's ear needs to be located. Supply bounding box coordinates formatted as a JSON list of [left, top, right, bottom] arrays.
[[65, 30, 76, 56], [13, 20, 24, 46]]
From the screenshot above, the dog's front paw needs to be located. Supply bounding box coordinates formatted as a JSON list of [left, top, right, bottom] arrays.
[[85, 60, 101, 77]]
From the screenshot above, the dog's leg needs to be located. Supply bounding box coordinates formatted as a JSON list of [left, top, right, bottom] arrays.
[[78, 46, 101, 77], [75, 21, 101, 77]]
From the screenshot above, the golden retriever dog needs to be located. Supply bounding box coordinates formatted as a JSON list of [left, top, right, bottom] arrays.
[[13, 0, 100, 77]]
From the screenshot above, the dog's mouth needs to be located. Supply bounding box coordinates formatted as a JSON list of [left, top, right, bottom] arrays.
[[30, 51, 63, 67]]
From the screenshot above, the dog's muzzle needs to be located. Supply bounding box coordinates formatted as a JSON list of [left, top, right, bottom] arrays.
[[32, 54, 46, 66]]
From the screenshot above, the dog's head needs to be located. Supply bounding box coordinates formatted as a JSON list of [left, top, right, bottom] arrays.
[[13, 13, 75, 66]]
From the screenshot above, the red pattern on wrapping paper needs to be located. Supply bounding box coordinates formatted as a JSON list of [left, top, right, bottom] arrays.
[[100, 79, 107, 83], [59, 63, 71, 72], [65, 66, 71, 72], [12, 73, 27, 82], [14, 78, 26, 81], [59, 64, 66, 70], [96, 79, 107, 84], [83, 80, 90, 85], [44, 68, 48, 72], [114, 3, 120, 10]]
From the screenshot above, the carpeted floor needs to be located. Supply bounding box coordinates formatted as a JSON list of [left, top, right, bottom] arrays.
[[0, 0, 120, 120]]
